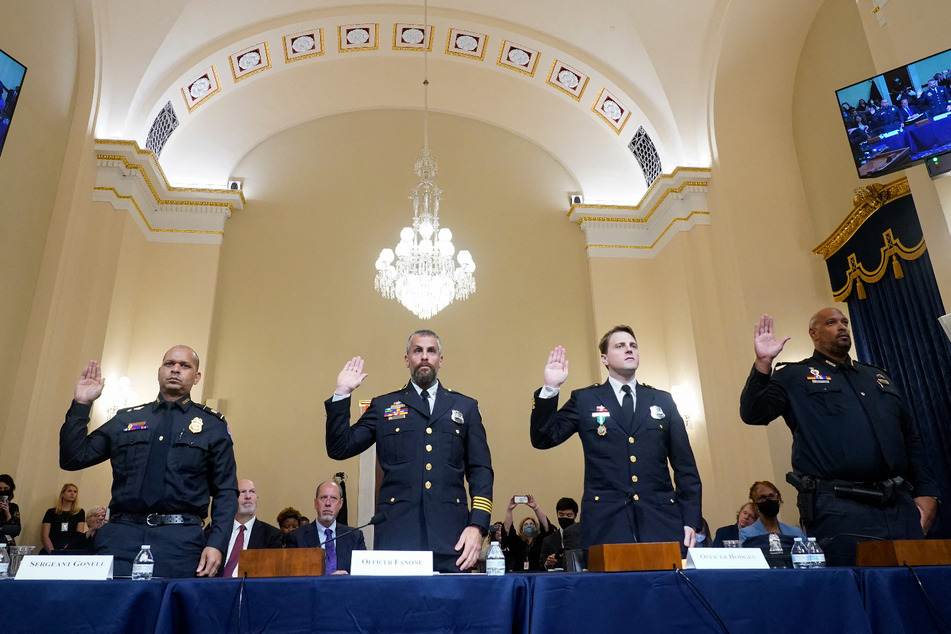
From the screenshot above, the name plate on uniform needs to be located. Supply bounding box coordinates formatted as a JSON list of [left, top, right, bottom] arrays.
[[15, 555, 114, 580], [350, 550, 433, 576], [684, 548, 768, 569]]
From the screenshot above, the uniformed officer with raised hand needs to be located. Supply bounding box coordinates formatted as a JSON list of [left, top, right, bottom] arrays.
[[326, 329, 493, 572], [60, 345, 237, 577]]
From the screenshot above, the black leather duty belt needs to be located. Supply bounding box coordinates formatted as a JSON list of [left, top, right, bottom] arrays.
[[112, 512, 202, 526]]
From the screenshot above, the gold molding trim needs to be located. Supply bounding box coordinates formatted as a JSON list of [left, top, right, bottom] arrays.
[[831, 230, 926, 301], [585, 211, 711, 251], [181, 66, 221, 114], [813, 177, 911, 259], [94, 139, 246, 205], [229, 42, 272, 84], [569, 167, 711, 220], [283, 29, 325, 63], [392, 24, 433, 52], [93, 187, 225, 236]]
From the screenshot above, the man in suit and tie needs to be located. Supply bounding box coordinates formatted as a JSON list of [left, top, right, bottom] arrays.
[[326, 329, 494, 572], [285, 481, 365, 574], [220, 478, 283, 578], [531, 326, 702, 554], [898, 98, 918, 123]]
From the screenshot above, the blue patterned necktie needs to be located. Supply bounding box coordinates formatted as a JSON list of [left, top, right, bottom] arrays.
[[324, 527, 337, 574]]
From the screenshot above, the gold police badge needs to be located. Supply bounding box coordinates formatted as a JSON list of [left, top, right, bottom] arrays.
[[189, 417, 203, 433]]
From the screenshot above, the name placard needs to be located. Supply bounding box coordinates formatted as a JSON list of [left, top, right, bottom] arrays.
[[350, 550, 433, 576], [684, 548, 769, 570], [15, 555, 114, 580]]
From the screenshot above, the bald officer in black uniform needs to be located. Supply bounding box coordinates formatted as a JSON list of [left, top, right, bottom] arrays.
[[531, 326, 702, 554], [60, 345, 238, 578], [326, 329, 493, 572], [740, 309, 939, 566]]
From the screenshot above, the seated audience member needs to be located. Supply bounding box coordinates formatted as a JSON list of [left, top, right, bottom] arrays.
[[276, 507, 302, 546], [218, 479, 283, 578], [298, 516, 311, 528], [41, 482, 86, 553], [502, 494, 553, 572], [0, 474, 21, 548], [285, 481, 366, 574], [540, 497, 579, 569], [479, 520, 505, 570], [712, 502, 759, 547], [694, 518, 712, 547], [898, 98, 918, 122], [82, 505, 108, 547], [739, 480, 805, 543]]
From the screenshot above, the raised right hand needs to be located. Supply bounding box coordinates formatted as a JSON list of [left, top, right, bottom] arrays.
[[753, 314, 790, 373], [335, 356, 368, 396], [74, 360, 105, 404], [543, 346, 569, 389]]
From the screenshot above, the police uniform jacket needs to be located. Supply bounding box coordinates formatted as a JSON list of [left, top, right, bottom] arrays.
[[739, 350, 939, 497], [531, 382, 702, 549], [59, 395, 239, 555], [325, 383, 493, 556]]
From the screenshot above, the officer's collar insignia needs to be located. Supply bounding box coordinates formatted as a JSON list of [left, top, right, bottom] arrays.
[[189, 417, 203, 433], [806, 367, 831, 383], [876, 373, 890, 387]]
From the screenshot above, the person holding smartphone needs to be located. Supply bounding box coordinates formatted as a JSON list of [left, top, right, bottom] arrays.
[[0, 474, 21, 548], [501, 494, 552, 571]]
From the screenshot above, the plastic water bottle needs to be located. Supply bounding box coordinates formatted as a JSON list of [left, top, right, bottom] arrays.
[[0, 544, 9, 579], [790, 537, 808, 569], [806, 537, 826, 568], [132, 545, 154, 580], [486, 541, 505, 576]]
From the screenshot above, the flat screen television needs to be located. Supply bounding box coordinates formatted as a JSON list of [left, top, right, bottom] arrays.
[[0, 46, 26, 158], [836, 47, 951, 178]]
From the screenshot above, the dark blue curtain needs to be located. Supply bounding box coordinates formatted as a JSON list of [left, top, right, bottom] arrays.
[[824, 192, 951, 537]]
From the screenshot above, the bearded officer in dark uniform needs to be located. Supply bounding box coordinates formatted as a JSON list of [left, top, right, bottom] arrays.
[[60, 345, 237, 578], [531, 326, 702, 554], [740, 309, 938, 565], [326, 329, 493, 572]]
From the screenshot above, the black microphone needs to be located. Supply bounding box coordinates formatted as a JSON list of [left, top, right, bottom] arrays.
[[817, 532, 886, 551], [321, 511, 387, 546]]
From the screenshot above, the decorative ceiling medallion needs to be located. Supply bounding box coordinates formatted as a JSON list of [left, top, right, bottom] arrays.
[[547, 59, 588, 101], [446, 28, 487, 60], [283, 29, 324, 63], [591, 87, 631, 134], [497, 40, 539, 76], [339, 24, 379, 53], [229, 42, 271, 83], [181, 66, 221, 113], [393, 24, 433, 51]]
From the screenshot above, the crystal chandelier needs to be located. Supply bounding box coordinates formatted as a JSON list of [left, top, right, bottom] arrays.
[[373, 3, 475, 320]]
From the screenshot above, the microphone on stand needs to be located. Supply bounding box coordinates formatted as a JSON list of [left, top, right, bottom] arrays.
[[322, 511, 387, 546]]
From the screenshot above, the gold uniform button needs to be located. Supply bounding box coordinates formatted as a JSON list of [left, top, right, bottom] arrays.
[[631, 475, 638, 483], [390, 497, 395, 502], [594, 496, 600, 501], [426, 444, 432, 452], [456, 498, 460, 504], [425, 481, 432, 489], [426, 428, 432, 434], [395, 427, 400, 432], [630, 456, 636, 463], [670, 498, 675, 504], [633, 494, 639, 501], [628, 437, 634, 444], [455, 429, 460, 434], [426, 463, 432, 470]]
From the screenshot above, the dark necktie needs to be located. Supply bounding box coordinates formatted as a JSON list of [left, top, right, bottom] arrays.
[[420, 389, 431, 414], [222, 524, 245, 578], [621, 385, 635, 428], [324, 527, 337, 574], [141, 401, 174, 507]]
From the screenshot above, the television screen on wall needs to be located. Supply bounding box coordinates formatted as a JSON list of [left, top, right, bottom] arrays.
[[0, 46, 27, 158], [836, 47, 951, 178]]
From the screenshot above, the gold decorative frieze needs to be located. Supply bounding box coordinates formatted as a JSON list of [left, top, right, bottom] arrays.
[[229, 42, 271, 83], [497, 40, 539, 76], [181, 66, 221, 113], [93, 139, 243, 245], [338, 24, 379, 53], [591, 87, 631, 134], [393, 24, 433, 51], [569, 167, 712, 258], [446, 28, 488, 60], [813, 177, 911, 259], [547, 59, 588, 101]]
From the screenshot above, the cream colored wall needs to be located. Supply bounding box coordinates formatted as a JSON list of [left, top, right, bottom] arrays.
[[202, 110, 595, 527]]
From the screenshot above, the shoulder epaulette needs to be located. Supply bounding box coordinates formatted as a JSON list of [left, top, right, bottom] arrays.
[[775, 358, 812, 370], [855, 360, 889, 374], [193, 402, 227, 422], [640, 382, 657, 390], [117, 403, 148, 414]]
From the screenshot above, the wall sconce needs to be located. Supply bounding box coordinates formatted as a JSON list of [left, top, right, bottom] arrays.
[[670, 384, 698, 429]]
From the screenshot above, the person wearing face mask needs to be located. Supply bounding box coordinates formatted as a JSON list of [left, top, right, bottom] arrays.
[[711, 502, 758, 547], [693, 518, 711, 547], [739, 481, 805, 542], [0, 474, 21, 548], [501, 494, 552, 571], [541, 497, 580, 569]]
